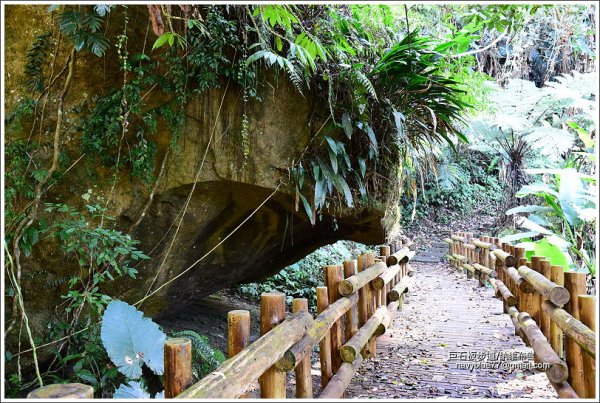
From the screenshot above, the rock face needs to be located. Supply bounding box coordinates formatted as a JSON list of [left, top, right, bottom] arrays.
[[125, 81, 386, 314], [4, 5, 386, 321]]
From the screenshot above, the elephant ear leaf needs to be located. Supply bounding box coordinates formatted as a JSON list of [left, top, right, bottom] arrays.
[[113, 381, 151, 399], [101, 300, 166, 379]]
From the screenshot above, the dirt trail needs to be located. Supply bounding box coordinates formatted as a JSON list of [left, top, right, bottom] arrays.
[[345, 261, 557, 399]]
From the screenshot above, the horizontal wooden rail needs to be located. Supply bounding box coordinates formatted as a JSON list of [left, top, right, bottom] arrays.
[[376, 300, 399, 336], [518, 266, 570, 306], [388, 276, 414, 301], [340, 306, 387, 363], [177, 311, 312, 399], [462, 263, 475, 274], [372, 264, 401, 290], [318, 354, 363, 399], [338, 261, 387, 296], [276, 293, 358, 371], [507, 306, 525, 339], [472, 263, 494, 276], [471, 239, 495, 250], [518, 312, 568, 383], [386, 247, 409, 266], [495, 280, 518, 306], [451, 253, 467, 262], [442, 238, 453, 244], [450, 235, 466, 242], [505, 266, 534, 293], [541, 301, 595, 358], [492, 249, 517, 268]]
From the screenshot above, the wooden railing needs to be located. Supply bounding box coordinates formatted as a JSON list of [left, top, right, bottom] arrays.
[[177, 240, 415, 399], [445, 231, 596, 399], [28, 240, 416, 399]]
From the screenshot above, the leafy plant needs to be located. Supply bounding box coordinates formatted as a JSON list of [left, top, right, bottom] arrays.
[[238, 241, 368, 311], [505, 167, 596, 273], [57, 6, 111, 56], [100, 301, 167, 398], [170, 330, 225, 381]]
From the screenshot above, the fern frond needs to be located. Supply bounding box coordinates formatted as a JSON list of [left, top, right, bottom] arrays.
[[352, 70, 377, 101], [169, 330, 225, 381]]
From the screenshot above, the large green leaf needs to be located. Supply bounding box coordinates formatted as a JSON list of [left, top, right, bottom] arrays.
[[101, 301, 166, 379], [499, 231, 540, 243], [516, 238, 570, 269], [505, 205, 553, 215], [515, 216, 553, 235]]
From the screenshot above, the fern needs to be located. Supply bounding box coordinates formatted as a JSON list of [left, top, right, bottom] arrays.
[[352, 70, 377, 101], [246, 50, 305, 93], [25, 32, 52, 93], [169, 330, 225, 381]]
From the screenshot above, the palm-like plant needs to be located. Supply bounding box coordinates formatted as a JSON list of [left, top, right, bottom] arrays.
[[370, 31, 470, 149]]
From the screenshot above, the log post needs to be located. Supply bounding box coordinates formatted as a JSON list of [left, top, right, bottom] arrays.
[[549, 266, 565, 357], [317, 286, 332, 389], [227, 309, 252, 398], [164, 338, 193, 398], [365, 253, 378, 358], [564, 271, 586, 396], [380, 246, 391, 306], [27, 384, 94, 399], [259, 292, 287, 398], [529, 256, 544, 324], [292, 299, 312, 398], [228, 310, 251, 358], [356, 254, 369, 328], [539, 260, 552, 339], [578, 295, 596, 399], [178, 312, 312, 399], [325, 265, 344, 375], [343, 260, 359, 341]]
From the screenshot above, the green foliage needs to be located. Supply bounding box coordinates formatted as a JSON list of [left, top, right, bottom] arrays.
[[401, 147, 503, 224], [506, 166, 596, 274], [25, 32, 52, 93], [170, 330, 225, 381], [58, 6, 111, 56], [44, 203, 149, 314], [238, 241, 368, 311]]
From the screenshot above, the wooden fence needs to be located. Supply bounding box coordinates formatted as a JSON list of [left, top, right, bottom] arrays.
[[28, 240, 416, 399], [445, 231, 596, 399]]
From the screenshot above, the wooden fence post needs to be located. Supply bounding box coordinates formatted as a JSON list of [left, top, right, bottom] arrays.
[[227, 309, 251, 398], [325, 265, 344, 374], [292, 299, 312, 398], [365, 253, 377, 358], [530, 256, 544, 325], [259, 292, 287, 398], [27, 384, 94, 399], [564, 272, 586, 397], [548, 266, 564, 357], [317, 286, 332, 389], [228, 310, 251, 358], [343, 260, 359, 341], [164, 338, 193, 398], [357, 254, 369, 328], [578, 295, 596, 399], [380, 246, 391, 305], [539, 260, 552, 339]]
